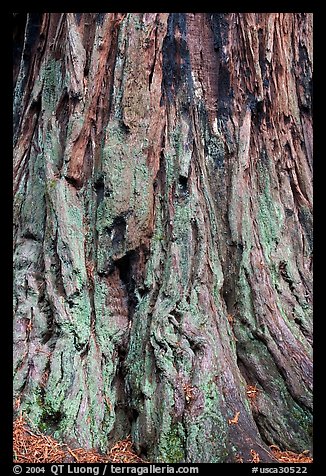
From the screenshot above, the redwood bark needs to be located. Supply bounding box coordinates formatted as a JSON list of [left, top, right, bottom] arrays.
[[13, 13, 313, 463]]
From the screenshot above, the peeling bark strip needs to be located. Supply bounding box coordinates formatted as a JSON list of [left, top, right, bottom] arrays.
[[13, 13, 313, 463]]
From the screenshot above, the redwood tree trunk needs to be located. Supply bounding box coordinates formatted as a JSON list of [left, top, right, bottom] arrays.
[[13, 13, 313, 463]]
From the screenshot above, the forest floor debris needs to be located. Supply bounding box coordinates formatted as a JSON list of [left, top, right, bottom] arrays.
[[13, 415, 145, 464], [246, 385, 259, 400], [13, 415, 312, 464], [270, 445, 313, 463]]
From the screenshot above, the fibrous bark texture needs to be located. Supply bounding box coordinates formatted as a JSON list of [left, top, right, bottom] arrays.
[[13, 13, 313, 463]]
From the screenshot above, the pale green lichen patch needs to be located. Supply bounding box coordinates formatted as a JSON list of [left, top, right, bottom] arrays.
[[43, 338, 76, 415], [95, 121, 152, 267], [42, 60, 65, 112], [158, 422, 186, 463], [257, 161, 284, 262], [20, 149, 46, 241], [182, 376, 229, 463]]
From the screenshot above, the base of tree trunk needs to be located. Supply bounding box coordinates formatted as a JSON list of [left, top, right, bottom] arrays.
[[13, 13, 313, 463]]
